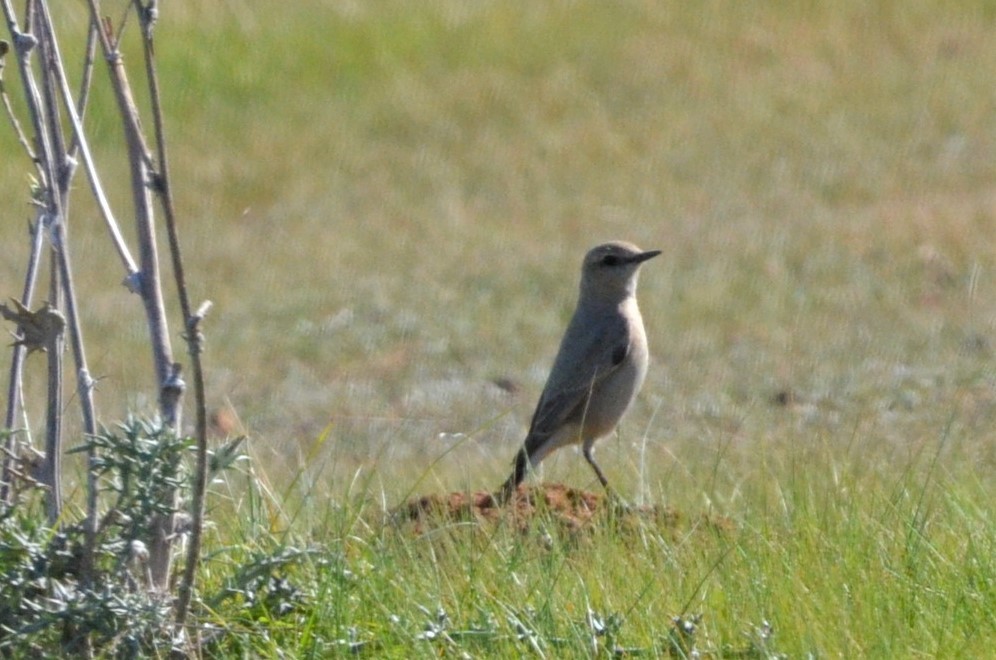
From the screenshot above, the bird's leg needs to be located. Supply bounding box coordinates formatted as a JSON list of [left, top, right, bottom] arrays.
[[582, 445, 611, 492], [583, 445, 631, 513]]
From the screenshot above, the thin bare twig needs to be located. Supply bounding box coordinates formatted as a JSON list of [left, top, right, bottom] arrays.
[[85, 0, 180, 591], [22, 0, 74, 525], [0, 0, 51, 190], [35, 0, 102, 583], [131, 0, 209, 631], [0, 39, 43, 175], [66, 20, 99, 164], [0, 213, 45, 505], [43, 256, 63, 524]]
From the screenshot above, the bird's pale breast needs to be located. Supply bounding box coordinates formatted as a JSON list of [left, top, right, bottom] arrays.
[[578, 304, 648, 441]]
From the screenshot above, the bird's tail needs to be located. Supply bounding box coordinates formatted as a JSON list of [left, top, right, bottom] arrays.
[[495, 447, 530, 505]]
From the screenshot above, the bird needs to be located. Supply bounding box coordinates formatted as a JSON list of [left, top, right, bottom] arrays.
[[496, 240, 659, 503]]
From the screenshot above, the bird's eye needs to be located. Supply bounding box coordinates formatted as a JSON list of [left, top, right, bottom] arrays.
[[602, 255, 621, 267]]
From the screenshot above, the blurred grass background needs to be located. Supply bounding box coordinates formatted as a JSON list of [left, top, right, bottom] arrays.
[[1, 1, 995, 504]]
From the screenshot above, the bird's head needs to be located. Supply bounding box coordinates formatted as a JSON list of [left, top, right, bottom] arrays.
[[579, 241, 661, 302]]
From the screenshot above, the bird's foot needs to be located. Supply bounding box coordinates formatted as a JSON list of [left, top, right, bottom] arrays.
[[600, 487, 634, 516]]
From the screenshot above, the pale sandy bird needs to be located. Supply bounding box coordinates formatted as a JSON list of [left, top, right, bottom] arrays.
[[497, 241, 660, 502]]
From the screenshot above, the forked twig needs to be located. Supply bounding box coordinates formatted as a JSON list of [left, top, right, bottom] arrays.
[[34, 3, 139, 279]]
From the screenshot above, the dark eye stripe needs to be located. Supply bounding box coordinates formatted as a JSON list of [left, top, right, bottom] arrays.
[[602, 255, 621, 266]]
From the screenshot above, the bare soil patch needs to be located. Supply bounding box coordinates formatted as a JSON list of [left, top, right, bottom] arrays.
[[396, 483, 730, 537]]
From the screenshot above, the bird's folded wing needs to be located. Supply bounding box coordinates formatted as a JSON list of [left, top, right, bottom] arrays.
[[522, 315, 630, 452]]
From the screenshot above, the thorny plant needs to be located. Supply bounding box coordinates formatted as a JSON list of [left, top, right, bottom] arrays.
[[0, 418, 186, 656], [0, 417, 247, 656], [0, 1, 212, 638]]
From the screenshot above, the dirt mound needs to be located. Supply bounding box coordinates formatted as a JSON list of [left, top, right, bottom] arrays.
[[396, 483, 694, 536]]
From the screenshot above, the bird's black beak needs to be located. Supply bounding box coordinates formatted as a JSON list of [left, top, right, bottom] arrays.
[[629, 249, 661, 264]]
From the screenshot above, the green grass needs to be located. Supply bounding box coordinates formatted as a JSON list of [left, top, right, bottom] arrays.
[[197, 422, 992, 656], [1, 0, 994, 656]]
